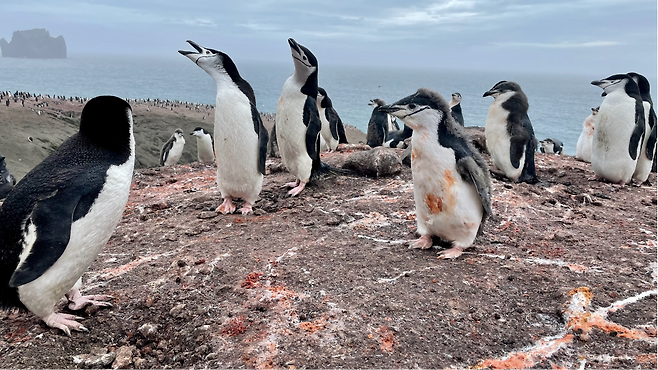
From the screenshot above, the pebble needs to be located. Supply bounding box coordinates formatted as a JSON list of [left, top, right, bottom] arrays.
[[111, 345, 134, 369]]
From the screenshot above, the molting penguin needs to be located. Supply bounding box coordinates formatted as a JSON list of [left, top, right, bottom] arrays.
[[190, 127, 215, 163], [575, 107, 599, 162], [179, 40, 268, 214], [539, 138, 563, 155], [160, 128, 185, 166], [483, 81, 538, 183], [0, 95, 134, 335], [449, 92, 465, 126], [275, 38, 324, 196], [0, 152, 16, 199], [380, 88, 493, 259], [627, 72, 656, 183], [591, 74, 645, 185], [316, 87, 347, 151], [366, 99, 395, 147]]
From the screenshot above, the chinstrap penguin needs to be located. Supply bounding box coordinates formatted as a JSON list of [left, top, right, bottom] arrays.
[[384, 124, 413, 149], [316, 87, 347, 151], [380, 88, 493, 259], [575, 107, 599, 162], [0, 152, 16, 199], [539, 138, 563, 155], [179, 40, 268, 214], [627, 72, 656, 184], [449, 92, 465, 126], [367, 99, 397, 147], [190, 127, 215, 163], [275, 38, 326, 196], [160, 128, 186, 166], [483, 81, 538, 183], [0, 95, 135, 335], [591, 74, 645, 185]]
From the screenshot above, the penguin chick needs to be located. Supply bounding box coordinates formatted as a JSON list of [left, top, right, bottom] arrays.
[[591, 74, 645, 185], [575, 107, 599, 163], [380, 88, 493, 259], [539, 138, 563, 155], [449, 92, 465, 126], [0, 95, 134, 336], [160, 128, 185, 166], [483, 81, 538, 183], [190, 127, 215, 163], [179, 40, 268, 213]]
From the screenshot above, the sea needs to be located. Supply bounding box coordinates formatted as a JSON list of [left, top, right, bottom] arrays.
[[1, 55, 656, 156]]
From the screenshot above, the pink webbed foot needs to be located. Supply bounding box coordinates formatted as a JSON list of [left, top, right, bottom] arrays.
[[66, 288, 113, 310], [287, 181, 307, 197], [238, 202, 254, 215], [409, 235, 433, 249], [283, 180, 300, 188], [42, 312, 87, 336], [437, 247, 465, 259], [216, 196, 236, 214]]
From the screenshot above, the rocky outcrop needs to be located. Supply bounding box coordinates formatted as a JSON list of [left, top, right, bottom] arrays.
[[0, 29, 66, 58]]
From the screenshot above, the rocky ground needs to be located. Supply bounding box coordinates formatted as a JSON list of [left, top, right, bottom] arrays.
[[0, 143, 656, 369]]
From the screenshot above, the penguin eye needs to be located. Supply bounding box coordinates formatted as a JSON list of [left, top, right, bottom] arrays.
[[409, 104, 417, 109], [303, 56, 307, 60], [205, 51, 210, 54]]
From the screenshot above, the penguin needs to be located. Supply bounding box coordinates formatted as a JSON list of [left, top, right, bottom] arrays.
[[190, 127, 215, 163], [316, 87, 347, 151], [449, 92, 465, 126], [366, 99, 391, 147], [0, 151, 16, 199], [379, 88, 492, 259], [539, 138, 563, 155], [384, 124, 413, 148], [591, 74, 645, 185], [575, 107, 599, 162], [160, 128, 185, 166], [179, 40, 268, 214], [483, 81, 538, 183], [275, 38, 324, 196], [267, 124, 280, 158], [0, 95, 134, 335], [627, 72, 656, 184]]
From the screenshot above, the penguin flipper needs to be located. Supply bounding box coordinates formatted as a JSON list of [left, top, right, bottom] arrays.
[[326, 109, 339, 141], [9, 186, 92, 287], [628, 99, 646, 160], [646, 109, 656, 161], [518, 115, 538, 183], [457, 156, 493, 219], [335, 110, 348, 144], [303, 96, 322, 164], [160, 138, 174, 166], [252, 105, 268, 175]]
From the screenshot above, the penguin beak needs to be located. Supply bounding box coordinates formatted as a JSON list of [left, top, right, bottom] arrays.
[[378, 105, 402, 114], [288, 38, 301, 54], [483, 89, 497, 98], [178, 40, 208, 64]]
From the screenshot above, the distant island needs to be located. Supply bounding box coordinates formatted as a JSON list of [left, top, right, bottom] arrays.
[[0, 29, 67, 59]]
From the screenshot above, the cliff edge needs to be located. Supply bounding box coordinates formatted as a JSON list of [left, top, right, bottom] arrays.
[[0, 29, 66, 59]]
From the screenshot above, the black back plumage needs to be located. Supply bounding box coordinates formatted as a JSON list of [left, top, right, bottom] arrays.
[[451, 103, 464, 126], [318, 87, 340, 141], [160, 129, 182, 166], [628, 72, 656, 161], [367, 99, 389, 147], [0, 96, 132, 308]]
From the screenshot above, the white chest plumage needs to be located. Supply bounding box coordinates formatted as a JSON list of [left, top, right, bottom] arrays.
[[164, 139, 185, 166], [592, 91, 639, 184], [18, 148, 135, 318], [276, 77, 313, 182], [196, 134, 215, 163], [411, 130, 483, 248], [214, 80, 262, 203], [485, 97, 524, 180], [575, 114, 596, 162]]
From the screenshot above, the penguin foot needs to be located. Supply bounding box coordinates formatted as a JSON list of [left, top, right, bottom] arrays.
[[43, 312, 87, 336], [283, 180, 300, 188], [217, 197, 236, 214], [437, 247, 465, 259], [287, 182, 307, 197], [409, 235, 433, 249], [66, 288, 113, 310], [239, 202, 253, 215]]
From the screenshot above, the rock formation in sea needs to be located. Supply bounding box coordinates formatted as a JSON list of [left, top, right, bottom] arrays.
[[0, 29, 67, 59]]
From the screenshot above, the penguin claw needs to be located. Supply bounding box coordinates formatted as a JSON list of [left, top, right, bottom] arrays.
[[217, 197, 236, 214], [43, 312, 88, 336], [437, 247, 465, 259], [409, 235, 433, 249], [67, 294, 114, 310], [287, 182, 307, 197]]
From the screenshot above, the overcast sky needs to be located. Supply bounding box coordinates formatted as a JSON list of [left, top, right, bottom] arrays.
[[1, 0, 656, 76]]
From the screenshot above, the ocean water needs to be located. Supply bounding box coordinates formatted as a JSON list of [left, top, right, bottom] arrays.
[[1, 55, 655, 155]]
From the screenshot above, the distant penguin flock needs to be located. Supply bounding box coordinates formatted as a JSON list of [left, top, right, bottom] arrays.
[[0, 36, 655, 337]]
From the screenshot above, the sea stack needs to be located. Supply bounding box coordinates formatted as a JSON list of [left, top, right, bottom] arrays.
[[0, 29, 67, 59]]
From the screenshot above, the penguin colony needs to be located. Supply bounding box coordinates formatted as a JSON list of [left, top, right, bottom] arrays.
[[0, 37, 654, 336]]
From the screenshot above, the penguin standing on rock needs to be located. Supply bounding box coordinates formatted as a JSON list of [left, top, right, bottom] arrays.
[[627, 72, 656, 184], [190, 127, 215, 163], [449, 92, 465, 126], [160, 128, 186, 166], [380, 88, 492, 259], [179, 40, 268, 214], [575, 107, 599, 162], [316, 87, 343, 151], [0, 95, 135, 335], [275, 38, 327, 196], [483, 81, 538, 183], [591, 74, 645, 185]]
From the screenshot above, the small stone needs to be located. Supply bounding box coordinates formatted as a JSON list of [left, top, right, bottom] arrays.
[[112, 345, 134, 369], [326, 217, 341, 226], [301, 220, 315, 227], [133, 358, 147, 369], [169, 303, 186, 318], [197, 211, 217, 219], [138, 323, 158, 340], [343, 147, 402, 177]]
